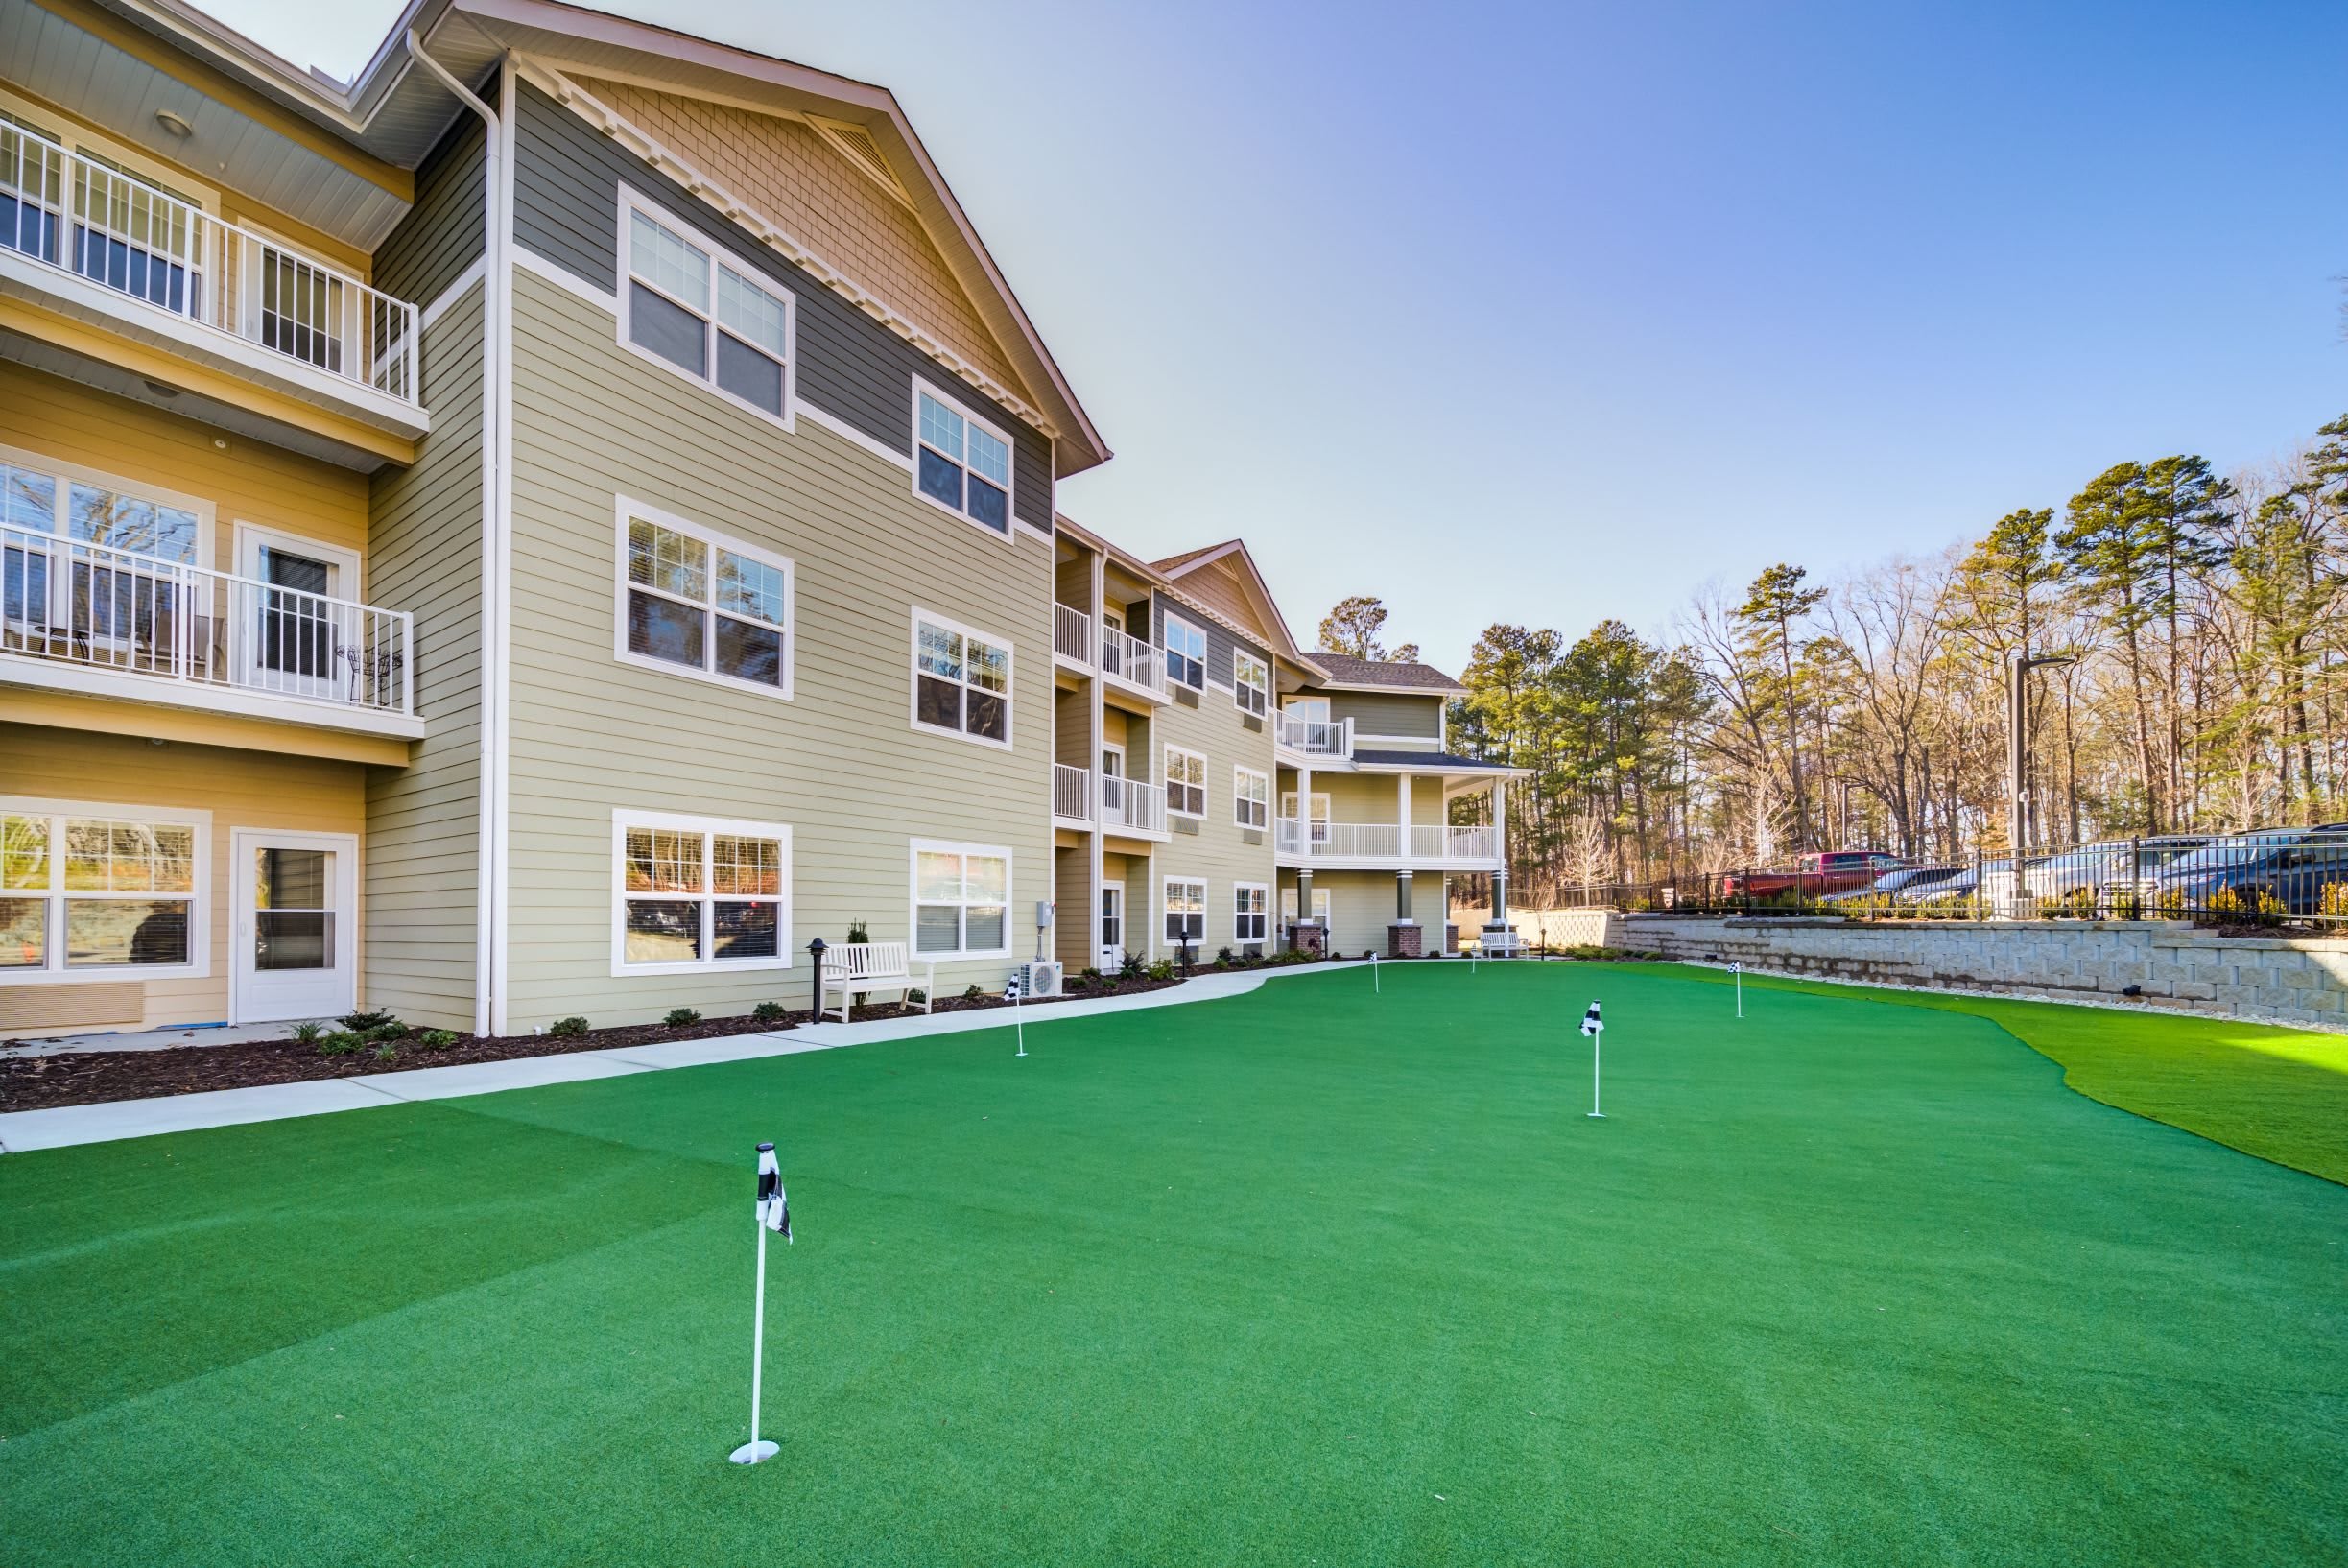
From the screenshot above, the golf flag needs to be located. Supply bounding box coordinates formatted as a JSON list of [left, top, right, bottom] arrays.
[[1728, 962, 1742, 974], [1580, 1001, 1603, 1037], [756, 1142, 792, 1243]]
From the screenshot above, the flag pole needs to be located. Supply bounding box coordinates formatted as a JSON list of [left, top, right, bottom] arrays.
[[1014, 973, 1027, 1057], [731, 1143, 784, 1465], [1372, 950, 1380, 993], [1579, 1001, 1605, 1119], [1735, 963, 1743, 1019]]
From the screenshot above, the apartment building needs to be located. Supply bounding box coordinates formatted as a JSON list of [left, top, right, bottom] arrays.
[[0, 0, 1516, 1041]]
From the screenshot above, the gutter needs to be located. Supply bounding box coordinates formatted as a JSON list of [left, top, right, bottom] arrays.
[[403, 32, 510, 1036]]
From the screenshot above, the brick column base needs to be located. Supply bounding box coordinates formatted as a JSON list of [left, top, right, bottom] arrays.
[[1288, 922, 1326, 957], [1387, 923, 1424, 958]]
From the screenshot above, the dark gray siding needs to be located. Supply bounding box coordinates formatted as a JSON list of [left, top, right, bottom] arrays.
[[1152, 591, 1270, 689], [372, 107, 487, 307], [510, 80, 1053, 527]]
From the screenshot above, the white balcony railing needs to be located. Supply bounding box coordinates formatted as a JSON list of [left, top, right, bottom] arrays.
[[1052, 762, 1092, 822], [1275, 713, 1353, 757], [1099, 624, 1167, 695], [2, 524, 414, 715], [0, 126, 418, 405], [1053, 603, 1091, 665], [1273, 818, 1498, 863], [1101, 774, 1167, 835]]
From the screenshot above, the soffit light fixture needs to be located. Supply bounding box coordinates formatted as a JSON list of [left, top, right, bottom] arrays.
[[154, 109, 194, 139]]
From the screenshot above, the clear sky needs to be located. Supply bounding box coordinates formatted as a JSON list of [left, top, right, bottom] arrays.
[[213, 0, 2345, 673]]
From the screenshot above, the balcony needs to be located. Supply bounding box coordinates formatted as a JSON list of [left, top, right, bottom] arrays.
[[1275, 713, 1354, 759], [1053, 604, 1091, 667], [1053, 762, 1092, 823], [1273, 819, 1500, 867], [2, 524, 420, 736], [0, 129, 423, 430], [1099, 624, 1168, 701], [1101, 774, 1168, 838]]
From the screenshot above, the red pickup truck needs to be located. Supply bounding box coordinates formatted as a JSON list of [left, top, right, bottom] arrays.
[[1718, 851, 1909, 902]]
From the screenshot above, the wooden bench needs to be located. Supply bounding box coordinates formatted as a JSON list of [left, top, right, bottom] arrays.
[[818, 941, 935, 1022]]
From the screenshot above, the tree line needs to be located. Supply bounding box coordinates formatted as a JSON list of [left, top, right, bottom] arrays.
[[1320, 412, 2348, 903]]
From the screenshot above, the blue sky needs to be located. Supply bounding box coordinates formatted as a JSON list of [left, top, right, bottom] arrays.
[[216, 0, 2345, 671]]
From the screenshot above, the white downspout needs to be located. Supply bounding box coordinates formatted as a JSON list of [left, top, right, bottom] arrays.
[[405, 32, 507, 1037]]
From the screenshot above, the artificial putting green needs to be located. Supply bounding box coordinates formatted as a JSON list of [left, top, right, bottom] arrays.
[[3, 962, 2344, 1565]]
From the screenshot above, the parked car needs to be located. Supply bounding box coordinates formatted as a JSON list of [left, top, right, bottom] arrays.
[[1719, 851, 1910, 903], [1825, 864, 1963, 904], [2021, 835, 2213, 908], [2150, 825, 2348, 915], [1911, 856, 2046, 911]]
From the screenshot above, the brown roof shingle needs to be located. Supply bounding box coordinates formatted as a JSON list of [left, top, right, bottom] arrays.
[[1308, 653, 1464, 693]]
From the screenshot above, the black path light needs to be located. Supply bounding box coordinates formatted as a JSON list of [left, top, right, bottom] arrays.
[[807, 937, 827, 1020]]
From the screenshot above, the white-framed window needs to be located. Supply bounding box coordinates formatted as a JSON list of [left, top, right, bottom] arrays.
[[912, 608, 1013, 748], [1284, 696, 1331, 724], [913, 380, 1014, 535], [913, 840, 1011, 958], [1165, 745, 1207, 819], [1163, 611, 1206, 688], [619, 189, 795, 425], [613, 499, 793, 698], [1233, 649, 1269, 716], [1234, 766, 1269, 830], [2, 797, 209, 982], [610, 810, 791, 976], [1280, 886, 1332, 924], [1163, 876, 1205, 946], [1282, 791, 1333, 844], [1234, 882, 1269, 943]]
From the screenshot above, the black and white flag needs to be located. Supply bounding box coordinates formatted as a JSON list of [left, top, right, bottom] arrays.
[[1004, 973, 1024, 1003], [755, 1141, 792, 1243], [1728, 962, 1743, 974], [1580, 1001, 1603, 1037]]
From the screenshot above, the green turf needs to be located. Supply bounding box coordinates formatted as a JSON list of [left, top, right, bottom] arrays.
[[4, 964, 2344, 1565], [1673, 965, 2348, 1183]]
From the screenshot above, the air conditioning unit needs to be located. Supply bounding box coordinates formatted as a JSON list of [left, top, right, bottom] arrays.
[[1019, 960, 1064, 998]]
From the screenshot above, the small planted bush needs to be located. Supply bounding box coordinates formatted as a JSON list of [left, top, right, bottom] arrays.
[[663, 1007, 701, 1027], [751, 1000, 789, 1024], [291, 1021, 324, 1045], [906, 987, 927, 1005], [338, 1010, 394, 1033], [1146, 959, 1175, 983], [962, 984, 984, 1002], [420, 1029, 461, 1049], [547, 1016, 589, 1038], [847, 919, 871, 944], [367, 1020, 408, 1042], [371, 1041, 399, 1061], [317, 1032, 364, 1056]]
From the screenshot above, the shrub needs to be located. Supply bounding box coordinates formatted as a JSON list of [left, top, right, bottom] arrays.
[[663, 1007, 701, 1027], [751, 1000, 789, 1024], [548, 1016, 589, 1038], [907, 987, 927, 1005], [367, 1020, 408, 1042], [291, 1021, 323, 1044], [371, 1041, 399, 1061], [317, 1032, 364, 1056], [1217, 946, 1234, 965], [1118, 949, 1143, 980], [338, 1010, 393, 1032], [1146, 959, 1175, 983], [420, 1029, 461, 1049], [962, 984, 984, 1002], [847, 919, 870, 943], [1079, 966, 1102, 983], [2324, 881, 2348, 918], [1066, 973, 1092, 992]]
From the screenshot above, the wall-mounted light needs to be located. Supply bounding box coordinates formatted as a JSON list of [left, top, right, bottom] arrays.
[[154, 109, 194, 139], [141, 378, 181, 399]]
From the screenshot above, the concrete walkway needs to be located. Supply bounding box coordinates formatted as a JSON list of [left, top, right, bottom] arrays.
[[0, 962, 1381, 1155]]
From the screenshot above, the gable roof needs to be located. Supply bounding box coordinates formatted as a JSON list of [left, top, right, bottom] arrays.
[[1306, 653, 1466, 696], [1150, 539, 1310, 666], [107, 0, 1109, 472]]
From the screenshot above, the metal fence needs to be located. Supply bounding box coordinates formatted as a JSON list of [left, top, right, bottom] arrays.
[[1545, 828, 2348, 927]]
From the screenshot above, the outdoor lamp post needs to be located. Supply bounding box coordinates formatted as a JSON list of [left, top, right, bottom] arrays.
[[807, 937, 827, 1018], [2008, 651, 2076, 860]]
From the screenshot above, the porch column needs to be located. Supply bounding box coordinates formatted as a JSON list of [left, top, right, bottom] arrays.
[[1488, 777, 1509, 925], [1297, 868, 1315, 927], [1397, 772, 1412, 861], [1396, 870, 1413, 921]]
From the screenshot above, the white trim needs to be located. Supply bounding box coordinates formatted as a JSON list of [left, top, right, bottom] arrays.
[[612, 496, 796, 701], [0, 656, 428, 737], [909, 837, 1014, 961], [0, 439, 216, 571], [0, 795, 212, 985], [910, 376, 1018, 543], [514, 246, 621, 312], [1233, 880, 1269, 944], [1162, 609, 1207, 690], [1161, 873, 1206, 948], [609, 808, 794, 978], [616, 184, 799, 434], [228, 520, 367, 702], [0, 87, 218, 214], [1098, 877, 1125, 967], [910, 606, 1015, 751], [1233, 647, 1269, 717], [487, 56, 518, 1037], [799, 402, 913, 471], [419, 255, 489, 330], [227, 827, 358, 1024], [1100, 741, 1126, 777], [1164, 744, 1207, 820], [1234, 765, 1269, 830]]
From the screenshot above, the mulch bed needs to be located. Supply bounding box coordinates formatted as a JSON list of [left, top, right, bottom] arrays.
[[0, 972, 1188, 1114]]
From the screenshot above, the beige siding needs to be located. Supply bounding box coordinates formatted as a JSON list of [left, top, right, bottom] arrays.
[[1303, 869, 1410, 957], [1327, 690, 1444, 740], [363, 287, 486, 1031], [1, 725, 364, 1033], [499, 267, 1054, 1028], [1150, 667, 1280, 961]]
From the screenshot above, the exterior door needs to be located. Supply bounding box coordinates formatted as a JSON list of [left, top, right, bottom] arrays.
[[231, 828, 357, 1023], [1100, 880, 1124, 969], [235, 524, 362, 701]]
